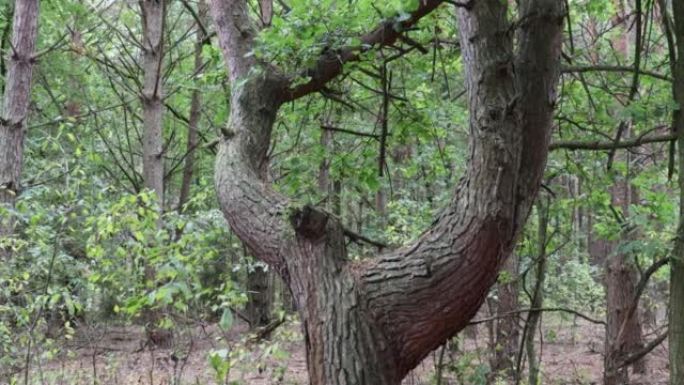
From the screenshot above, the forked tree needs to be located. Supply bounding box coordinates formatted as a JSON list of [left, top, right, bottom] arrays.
[[209, 0, 564, 384]]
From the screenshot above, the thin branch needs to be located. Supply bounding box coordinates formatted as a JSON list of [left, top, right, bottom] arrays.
[[343, 227, 388, 249], [561, 65, 671, 82], [616, 256, 670, 343], [550, 132, 675, 151], [469, 307, 606, 326], [617, 330, 668, 369], [321, 125, 379, 139], [284, 0, 446, 101]]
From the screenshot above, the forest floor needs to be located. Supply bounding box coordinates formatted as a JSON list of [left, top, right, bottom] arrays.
[[19, 316, 669, 385]]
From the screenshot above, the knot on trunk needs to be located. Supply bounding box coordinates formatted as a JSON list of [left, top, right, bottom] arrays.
[[290, 205, 328, 239]]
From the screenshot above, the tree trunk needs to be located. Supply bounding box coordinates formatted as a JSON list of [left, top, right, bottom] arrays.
[[0, 0, 39, 255], [140, 0, 165, 206], [246, 263, 273, 328], [490, 254, 520, 382], [209, 0, 563, 383], [603, 164, 645, 384], [603, 2, 647, 379], [670, 2, 684, 384], [178, 0, 207, 213], [523, 202, 549, 385], [139, 0, 169, 346], [0, 3, 14, 95], [318, 127, 332, 203]]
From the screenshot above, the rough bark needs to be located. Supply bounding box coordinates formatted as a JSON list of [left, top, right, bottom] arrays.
[[670, 1, 684, 383], [209, 0, 564, 383], [490, 254, 520, 382], [0, 0, 39, 252]]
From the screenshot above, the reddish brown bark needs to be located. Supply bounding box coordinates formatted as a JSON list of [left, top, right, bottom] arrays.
[[209, 1, 564, 383]]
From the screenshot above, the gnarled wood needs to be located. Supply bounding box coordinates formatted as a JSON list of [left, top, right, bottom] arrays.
[[209, 0, 564, 383]]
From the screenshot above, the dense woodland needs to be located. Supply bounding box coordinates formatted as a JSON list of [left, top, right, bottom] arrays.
[[1, 0, 684, 384]]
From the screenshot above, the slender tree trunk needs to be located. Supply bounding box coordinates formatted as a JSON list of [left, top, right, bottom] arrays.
[[603, 154, 645, 385], [318, 127, 332, 203], [523, 202, 549, 385], [209, 0, 563, 383], [490, 254, 520, 383], [0, 0, 39, 255], [0, 3, 14, 95], [670, 2, 684, 384], [246, 263, 273, 328], [139, 0, 169, 346], [603, 2, 647, 377], [140, 0, 165, 207], [178, 0, 206, 213]]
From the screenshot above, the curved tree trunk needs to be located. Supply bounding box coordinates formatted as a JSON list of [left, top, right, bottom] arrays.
[[0, 0, 39, 254], [209, 0, 564, 383]]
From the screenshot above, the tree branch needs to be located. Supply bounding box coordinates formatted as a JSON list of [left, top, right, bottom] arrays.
[[617, 330, 668, 369], [561, 65, 671, 82], [469, 306, 606, 326], [320, 124, 379, 139], [550, 132, 676, 151], [343, 227, 388, 249], [283, 0, 446, 101]]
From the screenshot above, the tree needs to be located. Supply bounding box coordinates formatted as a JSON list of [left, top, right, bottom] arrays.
[[208, 0, 564, 383], [140, 0, 165, 210], [489, 253, 520, 382], [0, 0, 39, 254], [139, 0, 168, 345]]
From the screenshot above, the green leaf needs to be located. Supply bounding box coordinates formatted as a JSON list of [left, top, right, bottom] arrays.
[[219, 308, 234, 331]]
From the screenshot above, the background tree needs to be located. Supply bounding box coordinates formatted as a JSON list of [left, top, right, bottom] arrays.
[[0, 0, 39, 253]]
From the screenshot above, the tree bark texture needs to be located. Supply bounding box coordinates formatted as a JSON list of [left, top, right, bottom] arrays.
[[490, 254, 520, 382], [0, 0, 39, 249], [209, 1, 564, 384], [140, 0, 165, 206], [139, 0, 169, 346]]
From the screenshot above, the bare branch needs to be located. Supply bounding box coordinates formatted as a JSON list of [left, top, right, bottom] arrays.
[[561, 65, 671, 82], [550, 132, 676, 151], [470, 307, 606, 326], [284, 0, 446, 101]]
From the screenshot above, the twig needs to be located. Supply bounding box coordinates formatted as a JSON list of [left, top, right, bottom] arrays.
[[470, 307, 605, 326], [343, 227, 388, 249]]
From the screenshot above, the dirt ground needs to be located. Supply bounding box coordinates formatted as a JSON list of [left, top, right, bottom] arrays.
[[14, 315, 670, 385]]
